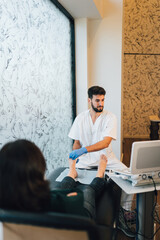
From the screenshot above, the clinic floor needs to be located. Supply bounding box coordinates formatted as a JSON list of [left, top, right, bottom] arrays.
[[116, 138, 160, 240]]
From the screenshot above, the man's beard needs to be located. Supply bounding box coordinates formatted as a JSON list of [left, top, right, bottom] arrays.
[[91, 102, 104, 113]]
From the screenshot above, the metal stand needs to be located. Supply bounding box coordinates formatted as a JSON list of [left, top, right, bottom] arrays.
[[150, 121, 159, 140], [136, 192, 155, 240], [149, 115, 160, 140]]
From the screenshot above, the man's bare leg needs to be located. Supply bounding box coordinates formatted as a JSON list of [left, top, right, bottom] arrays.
[[67, 158, 78, 179], [96, 154, 108, 178]]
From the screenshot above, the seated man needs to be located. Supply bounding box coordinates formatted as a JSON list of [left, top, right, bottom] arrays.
[[68, 86, 136, 237]]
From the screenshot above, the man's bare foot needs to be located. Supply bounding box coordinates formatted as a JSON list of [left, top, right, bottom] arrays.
[[96, 154, 108, 178], [67, 158, 78, 179]]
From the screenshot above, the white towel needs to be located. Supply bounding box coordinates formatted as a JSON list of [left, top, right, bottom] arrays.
[[56, 169, 97, 184]]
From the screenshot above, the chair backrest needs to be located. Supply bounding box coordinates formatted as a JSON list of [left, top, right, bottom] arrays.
[[2, 222, 89, 240], [0, 209, 99, 240]]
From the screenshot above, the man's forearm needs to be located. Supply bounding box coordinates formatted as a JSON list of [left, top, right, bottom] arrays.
[[69, 137, 112, 160], [73, 140, 81, 150], [86, 137, 112, 153]]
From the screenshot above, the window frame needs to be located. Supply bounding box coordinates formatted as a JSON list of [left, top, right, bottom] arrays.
[[50, 0, 76, 120]]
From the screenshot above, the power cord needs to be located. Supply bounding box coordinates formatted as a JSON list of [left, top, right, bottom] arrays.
[[127, 175, 160, 240], [137, 175, 160, 239], [149, 176, 160, 226], [148, 176, 157, 198]]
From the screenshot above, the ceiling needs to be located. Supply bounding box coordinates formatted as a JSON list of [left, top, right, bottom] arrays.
[[58, 0, 102, 19]]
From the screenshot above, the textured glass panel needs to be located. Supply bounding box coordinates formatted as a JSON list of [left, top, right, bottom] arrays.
[[0, 0, 74, 175]]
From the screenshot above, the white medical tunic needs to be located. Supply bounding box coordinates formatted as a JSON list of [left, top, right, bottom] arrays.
[[68, 110, 124, 169]]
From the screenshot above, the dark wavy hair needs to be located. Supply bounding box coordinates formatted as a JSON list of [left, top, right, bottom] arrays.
[[88, 86, 106, 99], [0, 139, 50, 212]]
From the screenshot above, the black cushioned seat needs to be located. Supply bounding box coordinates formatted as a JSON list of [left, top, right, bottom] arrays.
[[0, 168, 121, 240]]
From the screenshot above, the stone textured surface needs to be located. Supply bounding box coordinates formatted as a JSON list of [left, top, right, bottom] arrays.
[[123, 55, 160, 137], [124, 0, 160, 54], [123, 0, 160, 138]]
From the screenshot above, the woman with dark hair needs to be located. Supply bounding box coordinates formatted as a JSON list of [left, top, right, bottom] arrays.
[[0, 139, 107, 218]]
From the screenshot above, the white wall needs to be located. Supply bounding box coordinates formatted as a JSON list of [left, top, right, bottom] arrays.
[[75, 0, 123, 159], [75, 18, 89, 114]]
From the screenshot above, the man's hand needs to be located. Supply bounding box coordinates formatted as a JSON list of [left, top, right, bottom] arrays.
[[69, 147, 88, 160]]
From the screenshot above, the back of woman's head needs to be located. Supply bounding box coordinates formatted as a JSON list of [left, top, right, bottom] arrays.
[[0, 139, 50, 212]]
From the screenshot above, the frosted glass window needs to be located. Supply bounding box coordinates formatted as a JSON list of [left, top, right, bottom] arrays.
[[0, 0, 75, 174]]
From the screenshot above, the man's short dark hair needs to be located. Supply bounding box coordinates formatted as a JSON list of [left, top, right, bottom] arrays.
[[88, 86, 106, 99]]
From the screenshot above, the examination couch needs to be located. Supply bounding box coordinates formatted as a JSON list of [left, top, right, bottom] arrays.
[[0, 168, 121, 240], [48, 167, 122, 239]]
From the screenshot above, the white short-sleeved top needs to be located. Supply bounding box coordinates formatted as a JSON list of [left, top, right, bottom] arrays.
[[68, 110, 120, 168]]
